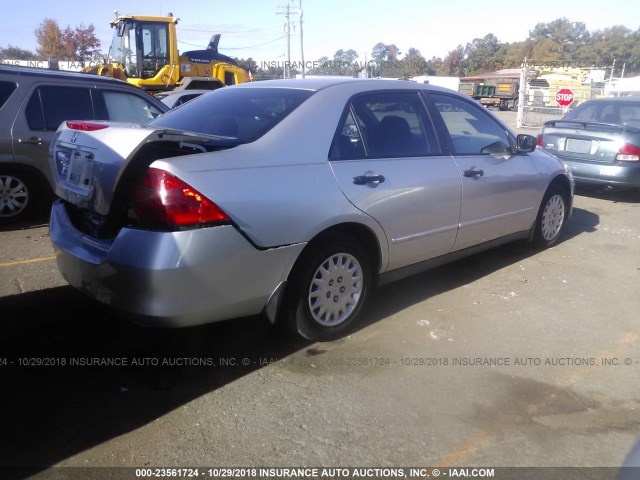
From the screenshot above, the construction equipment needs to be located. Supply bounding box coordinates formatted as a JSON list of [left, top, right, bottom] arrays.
[[84, 14, 250, 92]]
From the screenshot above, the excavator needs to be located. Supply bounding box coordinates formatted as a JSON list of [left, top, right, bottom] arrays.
[[83, 13, 250, 92]]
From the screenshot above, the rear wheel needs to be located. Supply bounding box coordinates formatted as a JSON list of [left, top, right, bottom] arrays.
[[283, 233, 372, 342], [0, 170, 38, 223], [532, 185, 568, 248]]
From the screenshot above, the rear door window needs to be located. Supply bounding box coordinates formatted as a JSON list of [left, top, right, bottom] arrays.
[[25, 86, 94, 131], [331, 91, 438, 159]]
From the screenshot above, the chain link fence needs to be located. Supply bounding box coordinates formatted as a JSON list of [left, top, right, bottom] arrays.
[[518, 69, 605, 130]]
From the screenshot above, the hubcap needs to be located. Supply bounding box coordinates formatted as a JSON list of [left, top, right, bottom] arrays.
[[0, 175, 29, 218], [308, 253, 363, 327], [541, 194, 565, 241]]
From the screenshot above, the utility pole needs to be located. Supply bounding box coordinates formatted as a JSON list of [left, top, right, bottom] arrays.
[[278, 0, 304, 79], [299, 0, 305, 78], [286, 2, 291, 79], [277, 3, 292, 79]]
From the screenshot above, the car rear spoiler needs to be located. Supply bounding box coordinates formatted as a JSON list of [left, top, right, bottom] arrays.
[[543, 119, 640, 134]]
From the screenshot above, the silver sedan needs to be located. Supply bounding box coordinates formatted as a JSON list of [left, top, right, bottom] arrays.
[[538, 97, 640, 190], [49, 78, 574, 341]]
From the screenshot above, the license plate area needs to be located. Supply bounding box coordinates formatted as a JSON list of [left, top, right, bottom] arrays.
[[66, 148, 95, 192], [565, 138, 592, 154]]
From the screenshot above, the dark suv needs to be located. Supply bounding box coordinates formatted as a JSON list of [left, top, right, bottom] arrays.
[[0, 66, 168, 223]]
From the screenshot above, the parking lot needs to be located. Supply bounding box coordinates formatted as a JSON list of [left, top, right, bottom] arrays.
[[1, 112, 639, 478]]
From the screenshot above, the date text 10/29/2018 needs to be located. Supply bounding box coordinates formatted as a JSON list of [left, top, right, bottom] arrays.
[[133, 467, 491, 478]]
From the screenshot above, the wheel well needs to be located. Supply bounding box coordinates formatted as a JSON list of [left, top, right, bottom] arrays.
[[302, 223, 383, 274], [527, 174, 573, 242], [0, 163, 52, 198], [549, 174, 573, 209]]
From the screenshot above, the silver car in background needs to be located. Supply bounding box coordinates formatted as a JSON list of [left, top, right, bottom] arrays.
[[538, 97, 640, 190], [49, 78, 574, 341], [155, 89, 212, 109]]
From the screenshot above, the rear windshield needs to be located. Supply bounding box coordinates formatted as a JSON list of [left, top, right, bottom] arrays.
[[149, 87, 313, 143], [564, 101, 640, 127]]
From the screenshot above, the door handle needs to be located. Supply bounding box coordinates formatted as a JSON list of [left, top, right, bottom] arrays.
[[352, 174, 385, 185], [463, 168, 484, 178], [18, 137, 43, 146]]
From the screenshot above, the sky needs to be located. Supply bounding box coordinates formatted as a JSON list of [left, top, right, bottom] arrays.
[[4, 0, 640, 70]]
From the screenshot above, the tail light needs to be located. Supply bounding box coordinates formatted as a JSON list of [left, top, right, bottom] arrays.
[[130, 168, 229, 229], [537, 134, 544, 147], [616, 143, 640, 162], [66, 121, 109, 131]]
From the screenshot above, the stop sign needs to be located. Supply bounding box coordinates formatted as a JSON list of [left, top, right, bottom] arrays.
[[556, 88, 575, 106]]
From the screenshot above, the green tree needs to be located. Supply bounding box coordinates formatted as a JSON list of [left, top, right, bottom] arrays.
[[464, 33, 503, 75], [253, 65, 285, 81], [0, 45, 38, 60], [402, 47, 428, 77], [370, 42, 402, 76], [429, 56, 446, 76], [333, 49, 360, 76], [235, 57, 259, 76], [527, 18, 590, 60], [307, 56, 333, 75], [306, 50, 360, 76], [583, 26, 639, 74], [442, 45, 466, 76], [284, 18, 640, 81]]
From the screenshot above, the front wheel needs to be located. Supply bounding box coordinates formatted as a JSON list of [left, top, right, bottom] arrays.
[[283, 233, 372, 342], [532, 185, 568, 248]]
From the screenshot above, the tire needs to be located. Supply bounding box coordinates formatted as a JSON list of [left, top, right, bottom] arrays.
[[283, 233, 372, 342], [0, 169, 39, 223], [532, 185, 568, 248]]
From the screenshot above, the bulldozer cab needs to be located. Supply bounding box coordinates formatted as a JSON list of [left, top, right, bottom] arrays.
[[109, 17, 171, 80], [95, 13, 248, 92]]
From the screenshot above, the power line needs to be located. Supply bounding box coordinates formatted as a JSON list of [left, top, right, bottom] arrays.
[[177, 35, 286, 50], [178, 25, 280, 34]]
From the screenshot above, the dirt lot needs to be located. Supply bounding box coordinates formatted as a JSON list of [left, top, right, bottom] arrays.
[[1, 114, 639, 479]]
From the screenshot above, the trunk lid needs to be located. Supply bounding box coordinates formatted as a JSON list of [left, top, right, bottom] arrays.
[[541, 120, 640, 164], [50, 121, 235, 216]]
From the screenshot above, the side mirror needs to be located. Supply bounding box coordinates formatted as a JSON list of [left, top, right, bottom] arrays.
[[515, 134, 536, 153]]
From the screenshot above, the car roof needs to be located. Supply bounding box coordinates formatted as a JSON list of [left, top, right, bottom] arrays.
[[232, 77, 454, 94], [0, 65, 132, 87], [157, 89, 213, 98], [583, 96, 640, 104]]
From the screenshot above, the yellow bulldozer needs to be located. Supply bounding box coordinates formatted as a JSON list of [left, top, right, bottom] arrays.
[[84, 14, 250, 92]]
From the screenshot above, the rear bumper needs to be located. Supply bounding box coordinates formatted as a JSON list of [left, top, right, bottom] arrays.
[[561, 158, 640, 188], [49, 201, 305, 327]]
